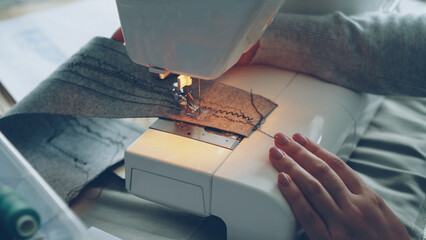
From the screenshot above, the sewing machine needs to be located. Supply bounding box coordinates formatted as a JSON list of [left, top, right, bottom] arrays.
[[115, 0, 384, 239]]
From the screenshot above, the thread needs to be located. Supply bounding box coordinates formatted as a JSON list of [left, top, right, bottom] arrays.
[[0, 184, 40, 239], [247, 89, 274, 139]]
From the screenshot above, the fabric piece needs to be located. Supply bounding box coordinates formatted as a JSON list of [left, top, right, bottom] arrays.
[[348, 97, 426, 240], [5, 37, 277, 137], [0, 114, 144, 202]]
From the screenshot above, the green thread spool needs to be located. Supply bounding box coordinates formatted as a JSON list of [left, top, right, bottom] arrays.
[[0, 184, 40, 239]]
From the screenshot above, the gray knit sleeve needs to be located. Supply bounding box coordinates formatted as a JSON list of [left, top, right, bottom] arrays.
[[251, 12, 426, 97]]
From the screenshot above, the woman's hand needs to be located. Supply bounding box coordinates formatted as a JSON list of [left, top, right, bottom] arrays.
[[112, 28, 124, 43], [236, 41, 260, 65], [269, 133, 409, 240]]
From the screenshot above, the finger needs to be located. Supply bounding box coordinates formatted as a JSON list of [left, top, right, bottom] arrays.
[[111, 28, 124, 43], [269, 147, 339, 220], [273, 133, 352, 206], [277, 173, 330, 240], [236, 41, 260, 65], [291, 133, 365, 194]]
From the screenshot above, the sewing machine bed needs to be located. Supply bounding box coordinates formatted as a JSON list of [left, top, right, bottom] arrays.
[[71, 96, 426, 240]]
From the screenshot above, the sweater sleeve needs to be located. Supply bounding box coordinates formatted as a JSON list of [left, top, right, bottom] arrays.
[[251, 12, 426, 97]]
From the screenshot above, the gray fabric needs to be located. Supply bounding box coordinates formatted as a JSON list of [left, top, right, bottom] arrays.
[[252, 12, 426, 97], [6, 37, 276, 137], [348, 97, 426, 240], [0, 115, 143, 202]]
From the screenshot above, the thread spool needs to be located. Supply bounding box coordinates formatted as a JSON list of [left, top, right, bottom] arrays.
[[0, 184, 40, 239]]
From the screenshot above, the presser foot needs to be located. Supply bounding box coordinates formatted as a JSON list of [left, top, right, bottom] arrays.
[[173, 86, 208, 119]]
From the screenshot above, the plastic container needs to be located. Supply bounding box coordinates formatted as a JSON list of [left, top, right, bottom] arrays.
[[0, 133, 89, 240]]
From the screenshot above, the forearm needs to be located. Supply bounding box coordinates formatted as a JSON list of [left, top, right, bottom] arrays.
[[252, 12, 426, 97]]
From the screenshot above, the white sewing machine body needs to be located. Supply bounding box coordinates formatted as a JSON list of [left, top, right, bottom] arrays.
[[116, 0, 398, 238], [125, 65, 382, 240], [115, 0, 286, 79]]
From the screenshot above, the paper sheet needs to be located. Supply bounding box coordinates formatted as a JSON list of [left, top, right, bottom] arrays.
[[0, 0, 120, 102]]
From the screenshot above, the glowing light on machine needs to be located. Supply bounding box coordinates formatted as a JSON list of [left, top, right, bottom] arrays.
[[158, 72, 170, 79], [177, 75, 193, 90]]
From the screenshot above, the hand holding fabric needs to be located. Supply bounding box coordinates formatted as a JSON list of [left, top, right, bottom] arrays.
[[269, 133, 410, 240]]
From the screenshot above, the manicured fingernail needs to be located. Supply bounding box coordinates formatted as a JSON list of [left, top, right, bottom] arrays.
[[278, 172, 290, 187], [270, 147, 284, 160], [274, 133, 290, 146], [293, 133, 308, 145]]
